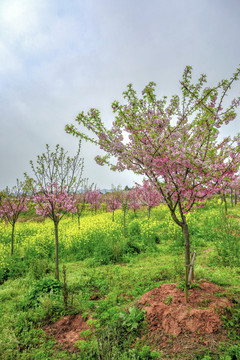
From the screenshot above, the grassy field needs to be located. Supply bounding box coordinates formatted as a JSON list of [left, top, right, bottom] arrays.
[[0, 200, 240, 359]]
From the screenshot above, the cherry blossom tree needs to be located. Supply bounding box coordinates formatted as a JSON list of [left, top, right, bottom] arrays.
[[220, 176, 239, 214], [231, 175, 240, 205], [66, 66, 240, 299], [86, 188, 102, 214], [32, 182, 76, 279], [230, 174, 240, 205], [105, 190, 122, 221], [26, 142, 85, 280], [75, 193, 86, 228], [0, 180, 28, 255], [75, 180, 91, 229], [136, 180, 162, 219], [28, 142, 84, 192], [128, 187, 141, 217]]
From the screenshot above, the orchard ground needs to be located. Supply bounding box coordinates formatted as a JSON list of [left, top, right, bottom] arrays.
[[0, 198, 240, 359]]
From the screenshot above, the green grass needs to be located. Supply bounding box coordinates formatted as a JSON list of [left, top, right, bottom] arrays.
[[0, 199, 240, 359]]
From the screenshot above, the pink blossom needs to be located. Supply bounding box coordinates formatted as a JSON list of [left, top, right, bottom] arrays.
[[85, 189, 102, 212], [32, 182, 76, 222], [0, 196, 28, 225]]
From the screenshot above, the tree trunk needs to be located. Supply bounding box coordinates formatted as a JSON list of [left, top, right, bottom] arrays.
[[112, 211, 115, 222], [54, 221, 59, 280], [170, 205, 191, 303], [123, 206, 127, 238], [223, 192, 227, 215], [188, 251, 196, 284], [182, 221, 191, 270], [78, 215, 80, 230], [11, 222, 15, 256], [231, 188, 234, 207], [147, 206, 151, 219], [182, 220, 191, 304]]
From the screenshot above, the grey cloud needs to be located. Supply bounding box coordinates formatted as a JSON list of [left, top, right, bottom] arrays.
[[0, 0, 239, 189]]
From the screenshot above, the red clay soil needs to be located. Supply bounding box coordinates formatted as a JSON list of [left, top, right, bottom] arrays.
[[138, 281, 234, 355], [44, 281, 235, 357], [44, 314, 90, 352]]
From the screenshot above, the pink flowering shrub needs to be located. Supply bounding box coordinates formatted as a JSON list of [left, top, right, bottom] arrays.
[[0, 182, 28, 255]]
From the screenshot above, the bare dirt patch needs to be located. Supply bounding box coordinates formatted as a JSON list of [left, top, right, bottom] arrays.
[[138, 281, 233, 357], [44, 314, 89, 352]]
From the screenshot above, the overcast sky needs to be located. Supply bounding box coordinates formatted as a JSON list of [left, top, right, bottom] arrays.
[[0, 0, 239, 190]]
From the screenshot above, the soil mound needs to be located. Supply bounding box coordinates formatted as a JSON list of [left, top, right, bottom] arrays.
[[44, 314, 89, 351], [44, 282, 234, 356], [138, 281, 233, 354]]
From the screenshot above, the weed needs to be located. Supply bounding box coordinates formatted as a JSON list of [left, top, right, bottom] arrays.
[[221, 304, 240, 340], [28, 278, 62, 307], [177, 280, 202, 291], [119, 306, 145, 334], [164, 296, 173, 305]]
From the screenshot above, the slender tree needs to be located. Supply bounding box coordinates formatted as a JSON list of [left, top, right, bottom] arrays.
[[74, 180, 92, 229], [66, 66, 240, 300], [86, 188, 102, 214], [230, 175, 240, 205], [32, 182, 77, 279], [128, 187, 141, 217], [136, 180, 162, 219], [28, 142, 84, 192], [0, 180, 28, 255], [105, 190, 122, 221], [26, 142, 85, 280]]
